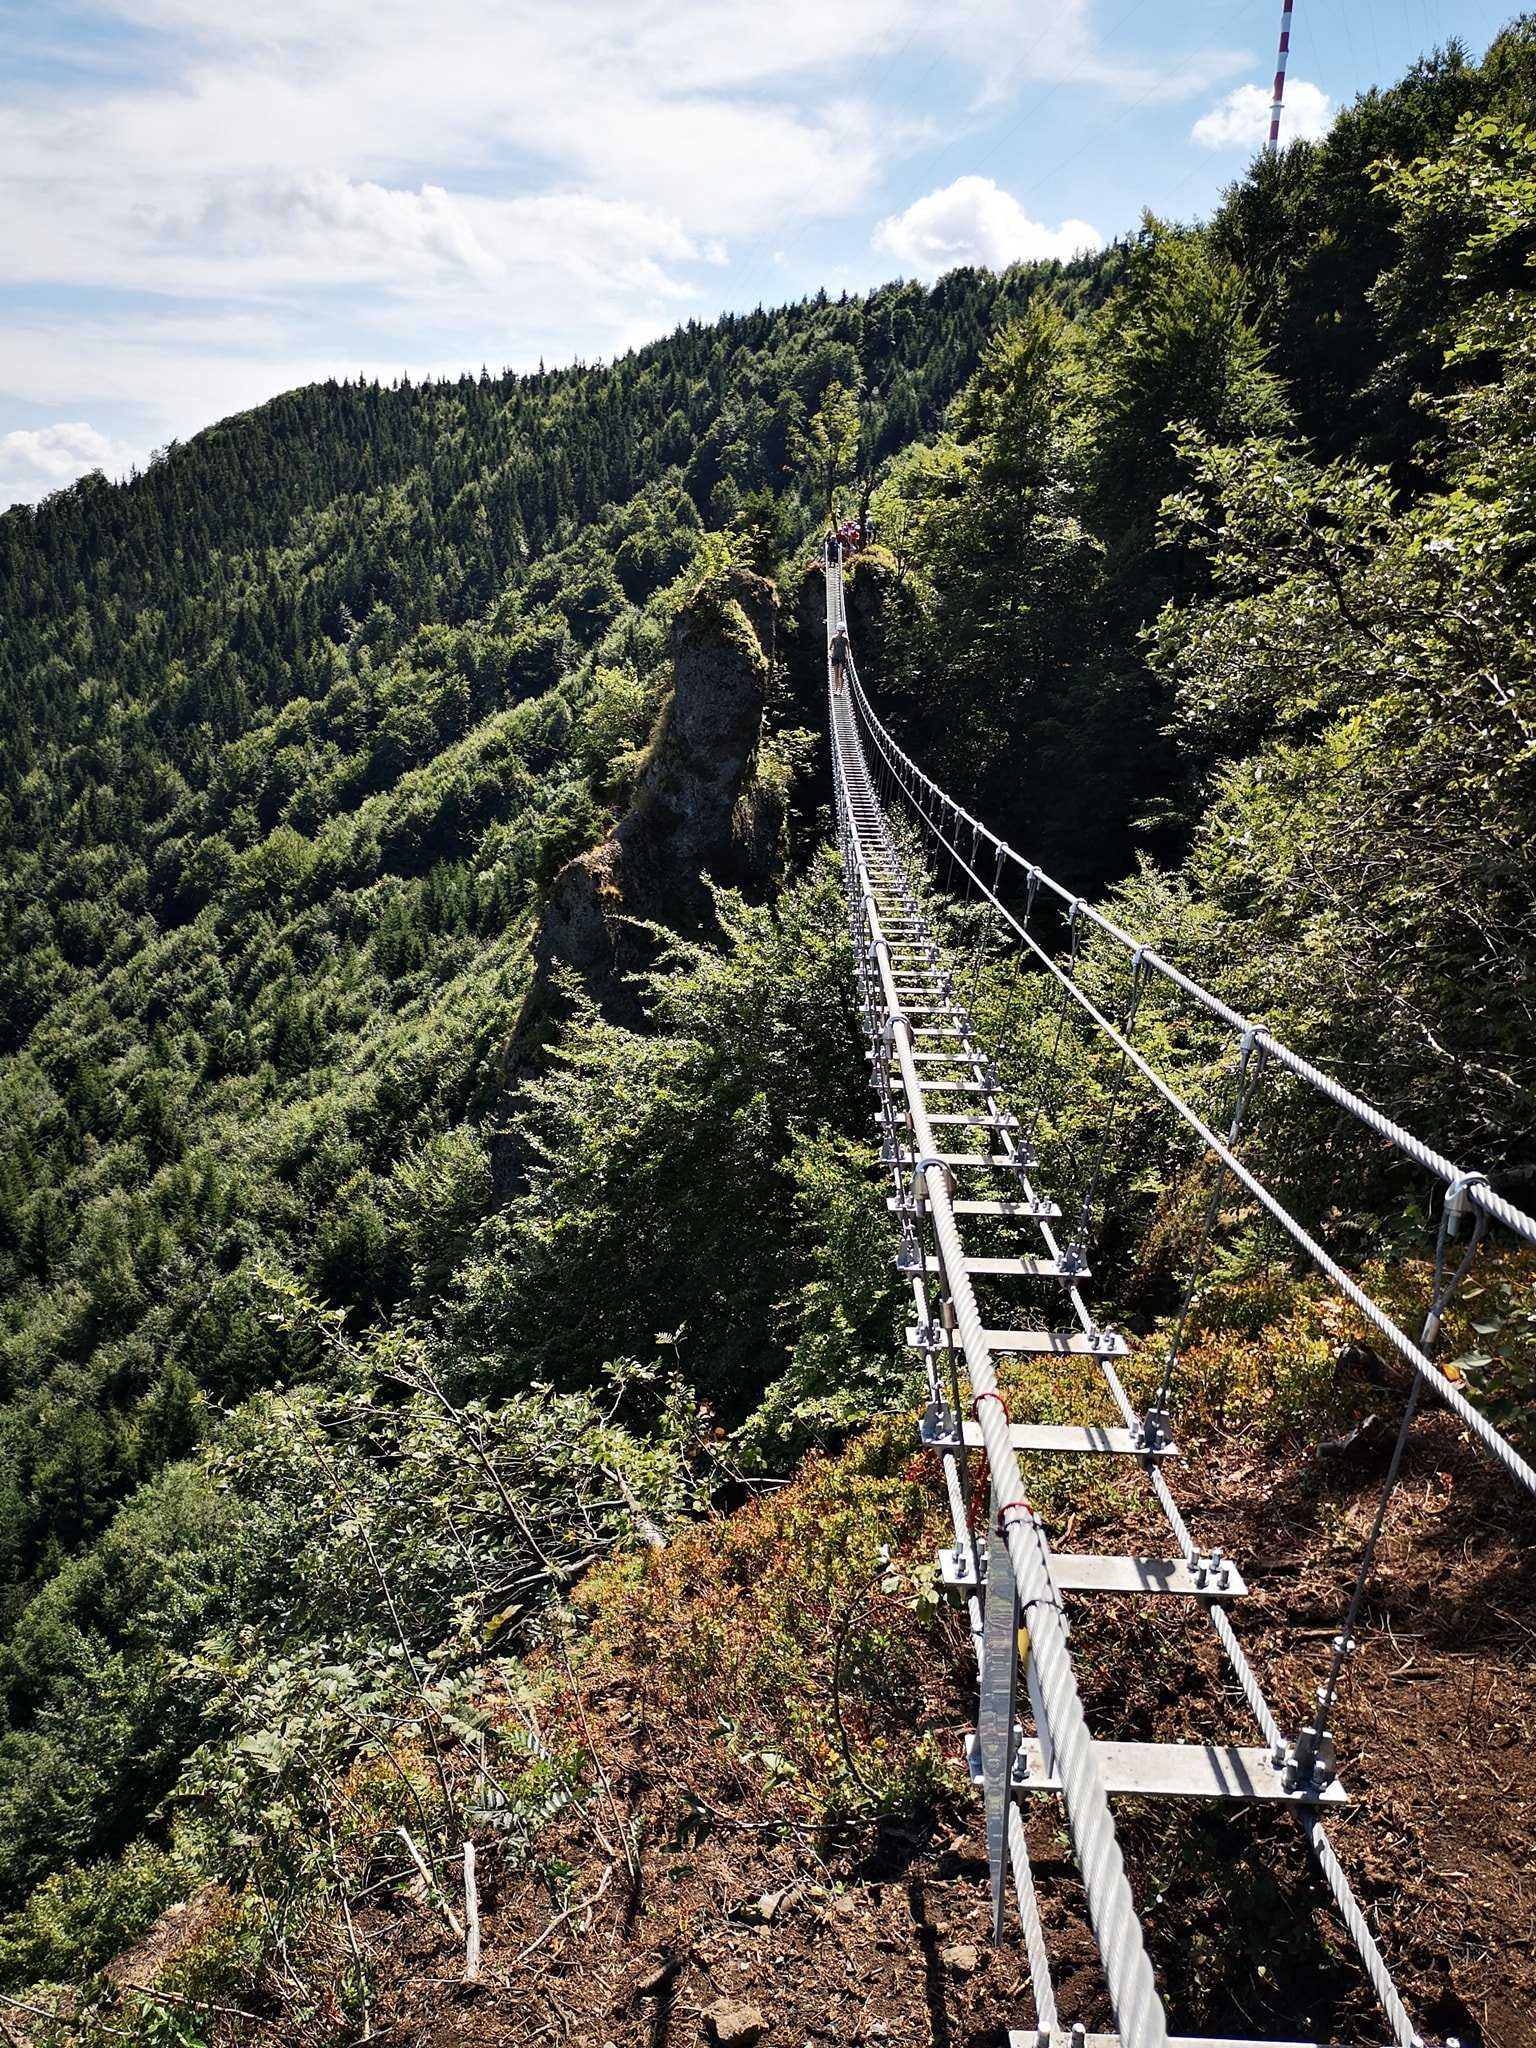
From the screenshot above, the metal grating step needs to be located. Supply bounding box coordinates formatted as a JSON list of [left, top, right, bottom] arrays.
[[920, 1414, 1179, 1459], [965, 1734, 1347, 1804], [885, 1077, 991, 1093], [907, 1324, 1128, 1359], [919, 1253, 1089, 1281], [1012, 2031, 1322, 2047], [888, 1196, 1061, 1220], [939, 1547, 1245, 1599], [954, 1197, 1060, 1218], [895, 1150, 1029, 1169]]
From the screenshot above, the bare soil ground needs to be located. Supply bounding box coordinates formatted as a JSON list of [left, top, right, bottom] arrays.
[[270, 1388, 1533, 2048]]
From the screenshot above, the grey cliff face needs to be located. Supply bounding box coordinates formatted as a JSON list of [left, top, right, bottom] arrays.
[[512, 567, 780, 1049]]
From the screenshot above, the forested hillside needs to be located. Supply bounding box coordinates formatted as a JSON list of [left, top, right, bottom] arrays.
[[1, 19, 1534, 2042]]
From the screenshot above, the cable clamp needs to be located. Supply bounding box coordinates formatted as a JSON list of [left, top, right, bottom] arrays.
[[1443, 1170, 1489, 1238], [1065, 897, 1085, 969], [882, 1011, 912, 1059], [910, 1152, 953, 1209]]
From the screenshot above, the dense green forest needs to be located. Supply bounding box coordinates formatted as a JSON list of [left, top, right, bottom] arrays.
[[1, 18, 1534, 2034]]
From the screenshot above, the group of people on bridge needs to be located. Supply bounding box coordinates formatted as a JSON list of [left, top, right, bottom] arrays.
[[824, 514, 874, 563]]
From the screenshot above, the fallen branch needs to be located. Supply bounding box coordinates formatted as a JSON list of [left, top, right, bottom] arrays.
[[398, 1825, 464, 1939], [601, 1461, 667, 1549], [508, 1861, 614, 1970]]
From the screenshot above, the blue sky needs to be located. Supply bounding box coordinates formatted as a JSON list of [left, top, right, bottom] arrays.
[[0, 0, 1516, 507]]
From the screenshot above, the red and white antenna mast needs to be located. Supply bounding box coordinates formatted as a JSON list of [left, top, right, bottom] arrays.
[[1267, 0, 1294, 153]]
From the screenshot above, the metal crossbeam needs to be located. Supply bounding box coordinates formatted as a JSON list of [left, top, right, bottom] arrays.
[[922, 1415, 1181, 1459], [917, 1253, 1088, 1279], [1014, 2035, 1323, 2048], [889, 1196, 1063, 1219], [940, 1549, 1246, 1599], [904, 1324, 1130, 1359], [965, 1735, 1348, 1804]]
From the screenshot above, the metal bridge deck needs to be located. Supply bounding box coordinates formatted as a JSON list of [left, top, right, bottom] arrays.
[[820, 543, 1504, 2048]]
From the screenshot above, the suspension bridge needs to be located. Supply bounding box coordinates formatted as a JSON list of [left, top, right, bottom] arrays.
[[823, 547, 1536, 2048]]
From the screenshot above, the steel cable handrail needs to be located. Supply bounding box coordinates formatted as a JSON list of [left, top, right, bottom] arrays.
[[843, 665, 1536, 1500], [847, 665, 1536, 1252]]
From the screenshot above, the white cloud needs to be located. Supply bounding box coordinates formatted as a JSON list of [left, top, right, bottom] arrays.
[[1191, 78, 1333, 150], [873, 176, 1101, 279], [0, 421, 146, 507], [0, 1, 1250, 506], [125, 177, 706, 310], [947, 0, 1247, 105]]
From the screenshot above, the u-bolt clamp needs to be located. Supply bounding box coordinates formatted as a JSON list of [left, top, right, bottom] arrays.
[[882, 1011, 912, 1062], [910, 1151, 954, 1210]]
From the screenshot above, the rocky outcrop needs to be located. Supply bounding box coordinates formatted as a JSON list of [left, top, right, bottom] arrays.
[[513, 568, 779, 1046]]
